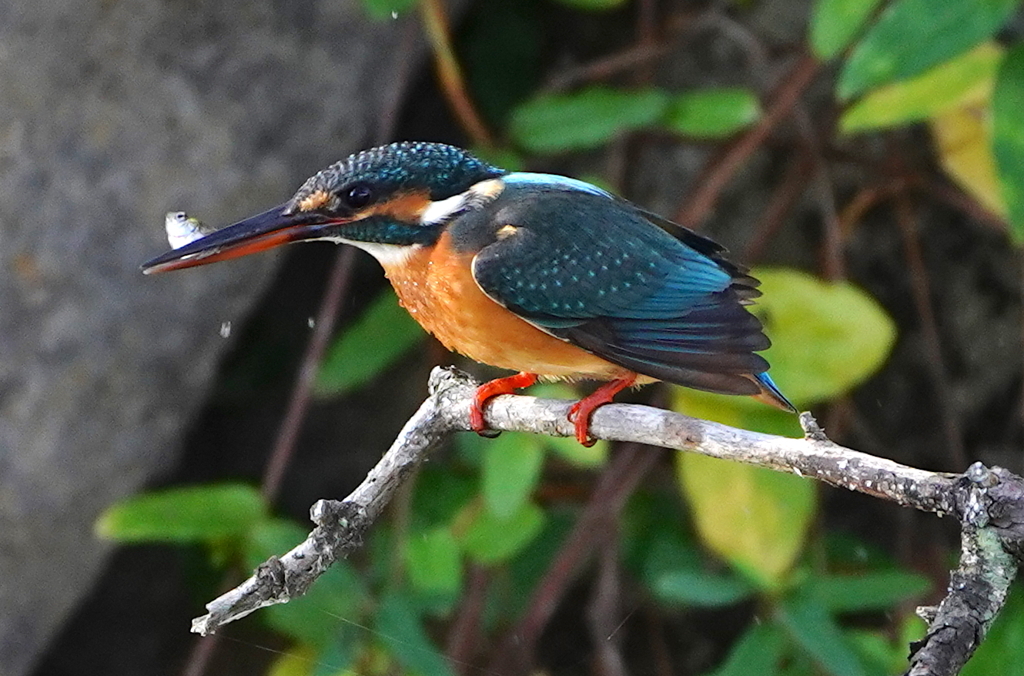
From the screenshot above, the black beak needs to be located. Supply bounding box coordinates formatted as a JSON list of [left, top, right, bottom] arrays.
[[141, 203, 335, 274]]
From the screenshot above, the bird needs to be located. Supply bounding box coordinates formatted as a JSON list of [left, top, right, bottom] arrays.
[[143, 141, 794, 445]]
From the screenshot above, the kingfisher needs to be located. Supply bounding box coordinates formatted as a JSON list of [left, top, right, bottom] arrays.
[[143, 141, 794, 445]]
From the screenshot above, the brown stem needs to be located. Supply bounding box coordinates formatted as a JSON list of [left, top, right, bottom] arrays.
[[419, 0, 494, 148], [743, 151, 813, 263], [486, 443, 664, 675], [445, 565, 490, 673], [674, 52, 820, 229], [892, 194, 966, 470]]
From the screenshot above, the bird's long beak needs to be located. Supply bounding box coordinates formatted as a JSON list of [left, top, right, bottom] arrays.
[[142, 203, 335, 274]]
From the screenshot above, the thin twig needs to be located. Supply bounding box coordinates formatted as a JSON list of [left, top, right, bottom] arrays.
[[587, 521, 628, 676], [419, 0, 494, 148], [262, 249, 357, 501], [892, 193, 966, 470], [445, 565, 490, 673], [487, 442, 663, 675], [743, 151, 812, 263], [674, 52, 820, 229]]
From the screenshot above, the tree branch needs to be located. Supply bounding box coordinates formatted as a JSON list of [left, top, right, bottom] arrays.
[[190, 367, 1024, 676]]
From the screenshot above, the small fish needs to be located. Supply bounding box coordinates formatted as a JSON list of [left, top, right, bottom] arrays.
[[165, 211, 213, 250]]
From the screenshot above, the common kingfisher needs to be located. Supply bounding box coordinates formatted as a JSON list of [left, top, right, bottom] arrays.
[[143, 141, 794, 445]]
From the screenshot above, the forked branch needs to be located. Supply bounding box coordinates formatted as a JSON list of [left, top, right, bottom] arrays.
[[191, 367, 1024, 676]]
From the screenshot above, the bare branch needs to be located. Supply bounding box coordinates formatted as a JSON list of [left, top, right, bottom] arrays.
[[908, 464, 1022, 675], [190, 367, 1022, 676]]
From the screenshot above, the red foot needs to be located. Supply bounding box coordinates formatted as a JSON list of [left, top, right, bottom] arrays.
[[471, 372, 539, 436], [568, 375, 636, 446]]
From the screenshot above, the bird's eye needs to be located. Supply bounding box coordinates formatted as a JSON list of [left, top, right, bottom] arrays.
[[344, 183, 374, 209]]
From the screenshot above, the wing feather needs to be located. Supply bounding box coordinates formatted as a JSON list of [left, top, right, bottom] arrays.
[[467, 183, 787, 403]]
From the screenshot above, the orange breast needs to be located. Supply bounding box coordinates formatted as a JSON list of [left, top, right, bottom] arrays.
[[380, 232, 644, 382]]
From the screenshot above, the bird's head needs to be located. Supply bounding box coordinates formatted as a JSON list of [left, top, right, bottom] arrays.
[[142, 141, 505, 274]]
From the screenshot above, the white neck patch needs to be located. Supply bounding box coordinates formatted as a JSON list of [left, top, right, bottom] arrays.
[[419, 177, 505, 225]]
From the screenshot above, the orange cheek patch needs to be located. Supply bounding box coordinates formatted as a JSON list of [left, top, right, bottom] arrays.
[[362, 190, 433, 223]]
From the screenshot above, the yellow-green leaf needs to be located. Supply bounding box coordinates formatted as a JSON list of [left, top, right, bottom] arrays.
[[674, 267, 896, 431], [266, 645, 317, 676], [842, 43, 1002, 132], [932, 104, 1007, 219], [677, 453, 815, 590], [753, 268, 896, 406], [992, 43, 1024, 243]]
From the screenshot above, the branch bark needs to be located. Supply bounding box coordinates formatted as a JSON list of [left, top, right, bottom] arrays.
[[190, 367, 1024, 676]]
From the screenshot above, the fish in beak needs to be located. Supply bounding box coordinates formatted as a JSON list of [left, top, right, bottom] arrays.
[[142, 203, 336, 274]]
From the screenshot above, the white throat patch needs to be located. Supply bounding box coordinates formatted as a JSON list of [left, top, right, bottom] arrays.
[[343, 240, 419, 267]]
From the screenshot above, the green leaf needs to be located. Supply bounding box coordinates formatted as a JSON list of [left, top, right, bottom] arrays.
[[405, 526, 463, 598], [625, 494, 702, 577], [376, 591, 456, 676], [245, 520, 366, 649], [992, 43, 1024, 244], [662, 88, 761, 139], [652, 568, 755, 607], [456, 500, 545, 565], [481, 432, 545, 519], [809, 0, 884, 60], [410, 467, 477, 529], [510, 86, 668, 153], [360, 0, 417, 20], [707, 622, 786, 676], [95, 483, 266, 543], [678, 454, 816, 590], [777, 595, 869, 676], [962, 585, 1024, 676], [842, 43, 1002, 132], [845, 628, 914, 676], [837, 0, 1020, 100], [500, 510, 576, 618], [314, 290, 424, 397], [807, 570, 931, 612]]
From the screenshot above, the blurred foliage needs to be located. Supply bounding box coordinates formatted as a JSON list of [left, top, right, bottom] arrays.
[[105, 0, 1024, 673]]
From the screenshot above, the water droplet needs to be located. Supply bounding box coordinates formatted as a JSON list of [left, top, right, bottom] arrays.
[[391, 10, 398, 18], [307, 317, 316, 329], [219, 321, 232, 338]]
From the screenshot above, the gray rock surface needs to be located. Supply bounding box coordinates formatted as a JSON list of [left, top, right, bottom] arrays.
[[0, 2, 419, 672]]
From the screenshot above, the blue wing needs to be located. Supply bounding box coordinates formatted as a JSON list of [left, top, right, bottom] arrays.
[[466, 176, 791, 406]]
